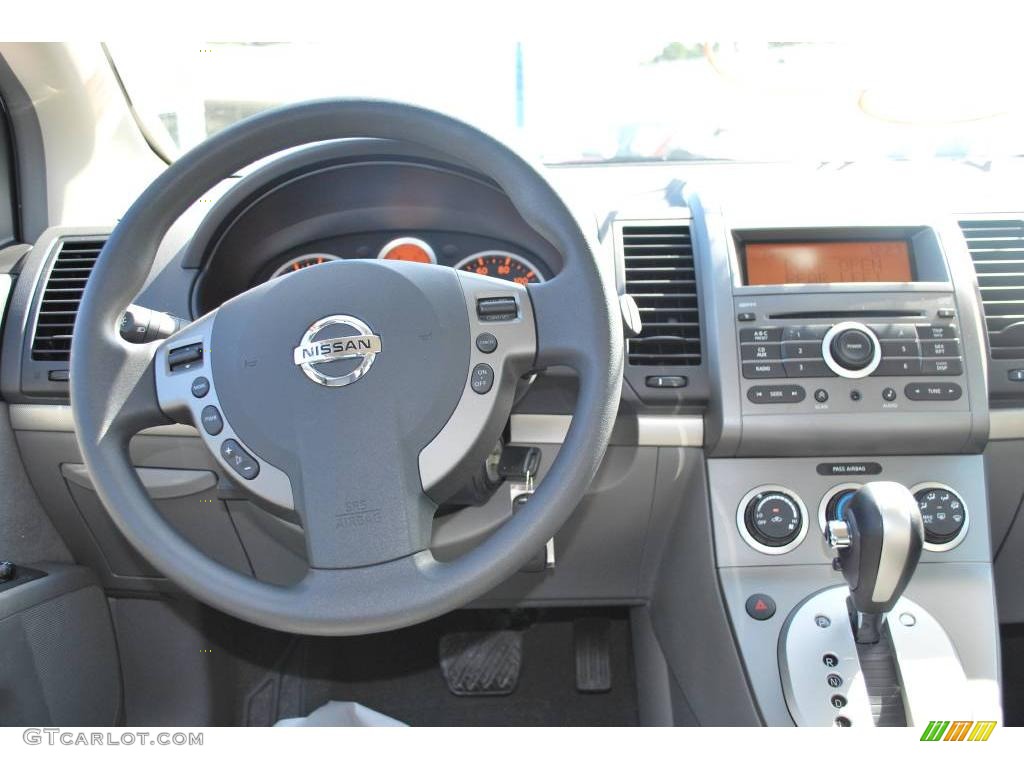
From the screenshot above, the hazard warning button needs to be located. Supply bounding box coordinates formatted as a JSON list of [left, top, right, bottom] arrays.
[[745, 593, 777, 621]]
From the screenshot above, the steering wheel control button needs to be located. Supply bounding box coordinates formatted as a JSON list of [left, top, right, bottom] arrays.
[[475, 332, 498, 354], [190, 376, 210, 398], [168, 342, 204, 372], [744, 593, 776, 621], [470, 363, 494, 394], [905, 382, 962, 401], [220, 439, 260, 480], [476, 296, 518, 322], [746, 385, 805, 404], [913, 485, 968, 548], [200, 405, 224, 435]]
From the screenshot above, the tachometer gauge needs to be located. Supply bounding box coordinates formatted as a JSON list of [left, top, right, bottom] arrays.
[[454, 250, 545, 284], [378, 237, 436, 264], [271, 253, 340, 278]]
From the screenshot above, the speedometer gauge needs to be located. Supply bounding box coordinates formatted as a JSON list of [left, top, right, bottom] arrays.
[[271, 253, 340, 278], [378, 237, 436, 264], [454, 251, 545, 284]]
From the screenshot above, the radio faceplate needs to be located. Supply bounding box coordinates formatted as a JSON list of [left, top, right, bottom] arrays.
[[733, 293, 969, 415]]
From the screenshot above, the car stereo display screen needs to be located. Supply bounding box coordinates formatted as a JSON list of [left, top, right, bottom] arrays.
[[743, 241, 913, 285]]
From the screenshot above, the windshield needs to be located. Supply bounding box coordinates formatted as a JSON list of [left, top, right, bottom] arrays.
[[109, 41, 1024, 165]]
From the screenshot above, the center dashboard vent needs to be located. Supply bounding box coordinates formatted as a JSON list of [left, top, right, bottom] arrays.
[[960, 219, 1024, 359], [30, 237, 106, 362], [621, 223, 701, 366]]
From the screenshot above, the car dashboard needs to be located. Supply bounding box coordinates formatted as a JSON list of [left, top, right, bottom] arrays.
[[1, 141, 1021, 726]]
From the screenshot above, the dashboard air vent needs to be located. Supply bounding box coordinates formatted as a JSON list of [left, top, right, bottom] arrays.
[[30, 237, 106, 362], [622, 223, 701, 366], [961, 219, 1024, 359]]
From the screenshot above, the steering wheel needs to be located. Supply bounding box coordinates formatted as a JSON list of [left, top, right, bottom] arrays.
[[70, 100, 622, 635]]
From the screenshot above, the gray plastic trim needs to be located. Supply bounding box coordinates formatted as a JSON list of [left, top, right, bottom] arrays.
[[61, 463, 216, 499], [9, 403, 196, 436]]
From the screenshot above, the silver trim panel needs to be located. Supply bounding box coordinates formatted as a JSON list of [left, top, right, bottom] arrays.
[[989, 408, 1024, 440], [509, 413, 704, 447]]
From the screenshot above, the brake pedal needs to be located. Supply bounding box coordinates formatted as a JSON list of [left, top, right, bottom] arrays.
[[439, 630, 522, 696], [574, 617, 612, 692]]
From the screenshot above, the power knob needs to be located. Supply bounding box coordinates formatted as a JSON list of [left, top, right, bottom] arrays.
[[822, 322, 881, 378]]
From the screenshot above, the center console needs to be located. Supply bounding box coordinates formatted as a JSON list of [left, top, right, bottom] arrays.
[[692, 207, 1001, 726]]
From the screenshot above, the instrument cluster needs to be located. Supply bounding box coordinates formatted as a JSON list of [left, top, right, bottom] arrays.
[[262, 231, 549, 285]]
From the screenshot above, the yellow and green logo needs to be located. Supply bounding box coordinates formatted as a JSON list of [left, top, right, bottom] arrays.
[[920, 720, 996, 741]]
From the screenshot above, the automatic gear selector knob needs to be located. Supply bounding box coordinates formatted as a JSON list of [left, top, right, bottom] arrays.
[[826, 481, 924, 643]]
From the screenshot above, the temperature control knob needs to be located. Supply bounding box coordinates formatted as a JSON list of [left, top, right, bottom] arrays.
[[913, 485, 968, 549], [742, 489, 805, 549]]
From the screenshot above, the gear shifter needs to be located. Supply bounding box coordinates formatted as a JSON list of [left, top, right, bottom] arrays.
[[826, 481, 924, 644]]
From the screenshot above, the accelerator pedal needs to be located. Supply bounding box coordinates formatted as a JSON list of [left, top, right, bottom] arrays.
[[439, 630, 522, 696], [574, 617, 612, 692]]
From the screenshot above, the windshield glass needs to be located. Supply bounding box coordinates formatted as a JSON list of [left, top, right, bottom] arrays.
[[109, 41, 1024, 164]]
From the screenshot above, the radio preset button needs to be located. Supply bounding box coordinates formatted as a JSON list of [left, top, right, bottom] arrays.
[[783, 325, 829, 341], [782, 340, 822, 359], [880, 339, 920, 357], [876, 358, 922, 376], [871, 324, 917, 340], [784, 360, 835, 378]]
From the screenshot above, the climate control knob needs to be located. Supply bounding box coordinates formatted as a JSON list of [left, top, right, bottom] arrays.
[[738, 486, 808, 554], [822, 322, 881, 378], [912, 484, 969, 550]]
